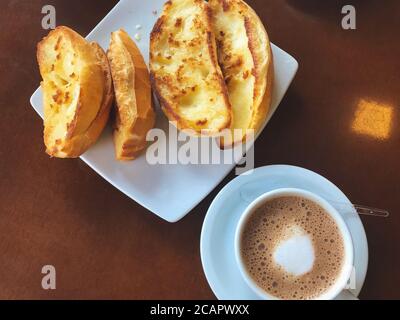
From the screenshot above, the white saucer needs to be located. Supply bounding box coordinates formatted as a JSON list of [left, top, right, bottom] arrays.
[[200, 165, 369, 300]]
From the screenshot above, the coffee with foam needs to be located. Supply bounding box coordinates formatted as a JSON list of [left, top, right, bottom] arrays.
[[240, 196, 345, 300]]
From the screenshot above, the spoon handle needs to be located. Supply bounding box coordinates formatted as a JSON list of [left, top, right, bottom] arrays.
[[353, 204, 390, 218]]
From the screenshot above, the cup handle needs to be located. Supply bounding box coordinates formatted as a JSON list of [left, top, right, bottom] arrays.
[[335, 290, 359, 300]]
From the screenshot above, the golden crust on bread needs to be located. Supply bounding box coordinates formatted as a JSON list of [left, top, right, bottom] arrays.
[[108, 29, 156, 161], [209, 0, 274, 147], [150, 0, 232, 136], [37, 26, 113, 158]]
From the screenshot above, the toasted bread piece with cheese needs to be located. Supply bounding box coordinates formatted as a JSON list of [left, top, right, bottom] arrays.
[[209, 0, 274, 147], [37, 26, 113, 158], [150, 0, 232, 136], [108, 29, 156, 161]]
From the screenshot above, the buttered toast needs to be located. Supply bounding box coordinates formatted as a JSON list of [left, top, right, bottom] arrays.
[[37, 26, 113, 158], [150, 0, 232, 136], [108, 29, 155, 161], [209, 0, 274, 147]]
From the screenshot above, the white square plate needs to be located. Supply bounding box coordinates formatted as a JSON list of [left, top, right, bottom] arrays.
[[30, 0, 298, 222]]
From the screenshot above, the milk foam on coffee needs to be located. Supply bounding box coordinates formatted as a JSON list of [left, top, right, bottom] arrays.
[[273, 230, 315, 276], [240, 196, 345, 300]]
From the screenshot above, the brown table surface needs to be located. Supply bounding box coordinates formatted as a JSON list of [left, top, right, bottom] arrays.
[[1, 0, 399, 300]]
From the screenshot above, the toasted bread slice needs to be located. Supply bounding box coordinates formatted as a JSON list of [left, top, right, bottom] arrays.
[[209, 0, 274, 147], [37, 26, 113, 158], [150, 0, 232, 136], [108, 29, 155, 161]]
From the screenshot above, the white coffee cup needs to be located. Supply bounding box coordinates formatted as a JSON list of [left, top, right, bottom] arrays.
[[234, 188, 355, 300]]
